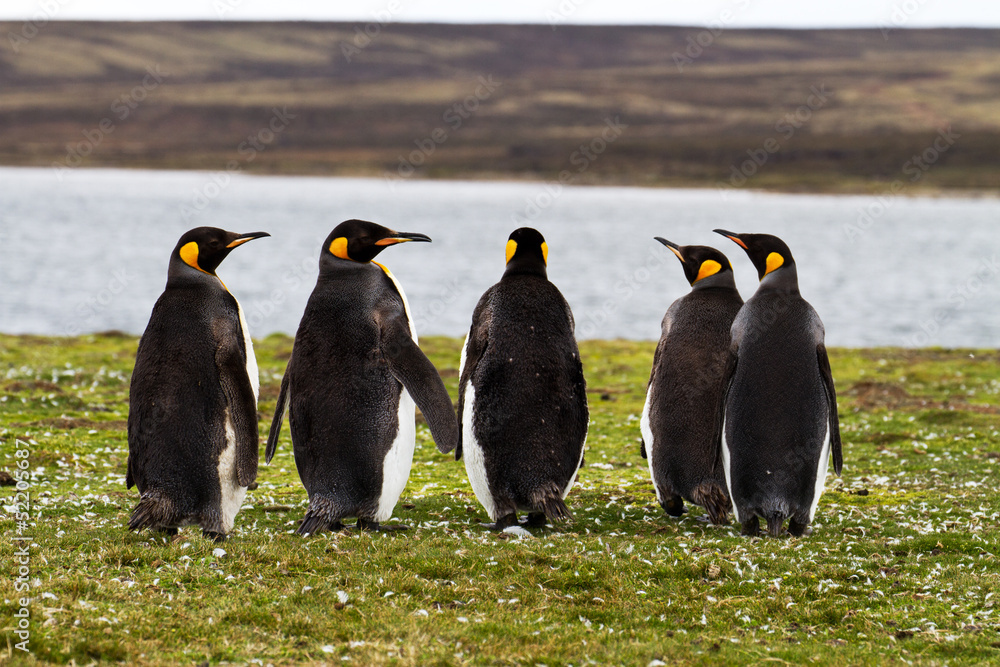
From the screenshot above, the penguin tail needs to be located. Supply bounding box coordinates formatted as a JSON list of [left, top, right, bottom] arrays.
[[297, 494, 345, 536], [766, 512, 787, 538], [128, 491, 177, 532], [689, 481, 731, 526], [531, 483, 573, 523]]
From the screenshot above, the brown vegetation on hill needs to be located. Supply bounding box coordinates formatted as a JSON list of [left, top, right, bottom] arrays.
[[1, 22, 998, 191]]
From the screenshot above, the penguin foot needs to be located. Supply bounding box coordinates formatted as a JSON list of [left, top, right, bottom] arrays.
[[356, 518, 408, 532], [297, 518, 345, 536], [523, 512, 548, 528], [663, 496, 686, 518], [740, 516, 760, 537], [154, 527, 179, 537], [203, 530, 227, 543], [490, 513, 520, 531], [788, 518, 810, 537]]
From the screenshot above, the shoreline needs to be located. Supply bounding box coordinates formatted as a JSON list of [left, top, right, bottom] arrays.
[[5, 162, 999, 199]]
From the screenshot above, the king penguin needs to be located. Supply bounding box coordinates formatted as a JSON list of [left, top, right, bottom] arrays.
[[458, 227, 588, 530], [714, 230, 842, 537], [266, 219, 458, 535], [640, 238, 743, 525], [127, 226, 269, 540]]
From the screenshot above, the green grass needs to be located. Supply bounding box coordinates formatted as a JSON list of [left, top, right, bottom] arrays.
[[2, 334, 1000, 665]]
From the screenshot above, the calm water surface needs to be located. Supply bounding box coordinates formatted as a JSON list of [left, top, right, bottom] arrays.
[[1, 167, 997, 347]]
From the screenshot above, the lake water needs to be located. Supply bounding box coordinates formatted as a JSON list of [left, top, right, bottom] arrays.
[[1, 167, 997, 347]]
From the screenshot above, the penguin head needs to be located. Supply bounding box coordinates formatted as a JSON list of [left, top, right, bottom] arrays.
[[655, 237, 735, 287], [713, 230, 795, 282], [503, 227, 548, 277], [171, 227, 270, 278], [322, 219, 431, 264]]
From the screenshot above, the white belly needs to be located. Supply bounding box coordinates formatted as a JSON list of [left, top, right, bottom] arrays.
[[808, 425, 832, 522], [375, 388, 417, 522], [219, 409, 248, 533], [562, 414, 587, 500], [720, 415, 737, 522], [461, 384, 497, 520], [640, 384, 660, 504]]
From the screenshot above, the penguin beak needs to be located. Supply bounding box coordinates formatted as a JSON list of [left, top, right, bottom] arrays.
[[375, 231, 432, 246], [226, 231, 271, 248], [654, 237, 685, 262], [713, 229, 748, 250]]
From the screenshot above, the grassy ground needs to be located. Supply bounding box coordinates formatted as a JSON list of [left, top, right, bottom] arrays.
[[1, 333, 999, 665]]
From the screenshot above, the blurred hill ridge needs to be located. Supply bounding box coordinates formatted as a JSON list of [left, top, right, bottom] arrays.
[[2, 21, 998, 192]]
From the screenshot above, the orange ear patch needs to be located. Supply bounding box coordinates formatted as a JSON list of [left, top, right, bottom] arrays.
[[329, 237, 350, 260], [179, 241, 205, 273], [764, 252, 784, 276], [695, 259, 722, 282], [505, 239, 518, 264]]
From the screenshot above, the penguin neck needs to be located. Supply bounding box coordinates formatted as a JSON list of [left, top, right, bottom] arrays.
[[757, 264, 800, 295], [166, 257, 226, 291], [319, 254, 376, 277], [691, 271, 738, 292], [502, 258, 547, 279]]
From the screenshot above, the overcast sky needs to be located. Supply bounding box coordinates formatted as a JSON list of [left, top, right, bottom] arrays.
[[2, 0, 999, 28]]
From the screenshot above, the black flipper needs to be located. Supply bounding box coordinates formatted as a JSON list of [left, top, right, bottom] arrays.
[[265, 370, 290, 464], [126, 346, 152, 492], [213, 316, 260, 487], [126, 454, 135, 489], [456, 294, 492, 461], [380, 314, 458, 454], [817, 343, 843, 475]]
